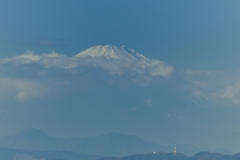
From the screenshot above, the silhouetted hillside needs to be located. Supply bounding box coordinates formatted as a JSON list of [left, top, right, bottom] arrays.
[[0, 148, 100, 160], [0, 128, 162, 156], [0, 128, 233, 157], [99, 151, 240, 160], [100, 152, 187, 160]]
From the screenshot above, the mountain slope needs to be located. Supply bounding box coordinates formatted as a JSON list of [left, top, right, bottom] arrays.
[[0, 128, 66, 150], [0, 128, 162, 156], [99, 152, 236, 160], [0, 148, 100, 160], [74, 45, 174, 78], [99, 152, 188, 160], [67, 132, 161, 156], [75, 45, 145, 60], [0, 128, 232, 157]]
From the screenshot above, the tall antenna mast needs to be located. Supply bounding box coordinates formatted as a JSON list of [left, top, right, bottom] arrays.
[[174, 144, 177, 155]]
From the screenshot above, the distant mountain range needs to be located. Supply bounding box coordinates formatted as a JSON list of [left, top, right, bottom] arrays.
[[0, 128, 232, 157], [0, 149, 238, 160], [100, 152, 240, 160], [0, 148, 100, 160], [0, 128, 161, 156]]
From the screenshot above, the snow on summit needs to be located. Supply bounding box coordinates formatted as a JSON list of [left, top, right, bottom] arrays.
[[75, 45, 145, 60], [74, 45, 174, 78]]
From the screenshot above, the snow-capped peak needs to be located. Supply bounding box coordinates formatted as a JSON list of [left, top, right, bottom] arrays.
[[75, 45, 146, 60], [73, 45, 174, 78]]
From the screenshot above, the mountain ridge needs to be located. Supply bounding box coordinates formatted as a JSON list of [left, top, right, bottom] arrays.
[[0, 128, 163, 156], [0, 147, 100, 160], [0, 128, 232, 157], [99, 151, 240, 160], [0, 149, 237, 160]]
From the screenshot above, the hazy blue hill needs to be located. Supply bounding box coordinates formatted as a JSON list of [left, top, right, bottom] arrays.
[[188, 151, 230, 160], [230, 153, 240, 160], [0, 128, 67, 150], [164, 143, 201, 156], [0, 129, 163, 156], [0, 128, 232, 157], [210, 148, 233, 156], [0, 148, 100, 160], [99, 151, 240, 160], [67, 132, 161, 156], [99, 152, 188, 160], [0, 140, 238, 160]]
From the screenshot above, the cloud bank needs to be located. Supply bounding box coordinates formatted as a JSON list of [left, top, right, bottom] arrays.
[[0, 50, 174, 78], [1, 49, 240, 107], [0, 49, 174, 100]]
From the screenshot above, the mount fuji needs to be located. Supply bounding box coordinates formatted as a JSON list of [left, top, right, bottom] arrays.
[[74, 45, 174, 78], [75, 45, 146, 60]]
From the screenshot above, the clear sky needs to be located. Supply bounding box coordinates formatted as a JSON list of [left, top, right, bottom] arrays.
[[1, 0, 240, 153]]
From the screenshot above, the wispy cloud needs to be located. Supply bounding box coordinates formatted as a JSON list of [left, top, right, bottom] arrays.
[[181, 69, 240, 105], [0, 78, 45, 101], [144, 99, 152, 106], [0, 51, 78, 69]]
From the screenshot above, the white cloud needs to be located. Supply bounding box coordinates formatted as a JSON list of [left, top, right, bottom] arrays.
[[219, 86, 239, 99], [143, 59, 174, 77], [73, 56, 174, 79], [0, 78, 44, 101], [0, 51, 174, 81], [144, 99, 152, 106], [0, 50, 175, 101], [213, 81, 240, 104], [2, 51, 240, 107], [0, 51, 77, 69], [182, 69, 240, 105]]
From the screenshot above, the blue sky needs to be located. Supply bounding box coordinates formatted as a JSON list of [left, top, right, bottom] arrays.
[[1, 0, 240, 153], [1, 0, 240, 70]]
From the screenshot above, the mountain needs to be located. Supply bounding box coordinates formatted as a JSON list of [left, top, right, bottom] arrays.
[[75, 45, 145, 60], [0, 128, 162, 156], [100, 151, 240, 160], [0, 149, 238, 160], [67, 132, 161, 156], [0, 148, 100, 160], [159, 144, 232, 156], [189, 152, 230, 160], [162, 143, 202, 157], [0, 148, 238, 160], [0, 128, 66, 150], [99, 152, 188, 160], [1, 149, 237, 160], [0, 128, 232, 157], [74, 45, 174, 78]]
